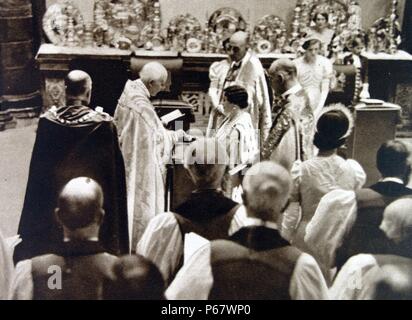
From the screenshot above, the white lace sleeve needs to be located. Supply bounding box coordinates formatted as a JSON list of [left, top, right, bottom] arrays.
[[209, 61, 222, 85], [347, 159, 367, 190], [208, 61, 227, 109]]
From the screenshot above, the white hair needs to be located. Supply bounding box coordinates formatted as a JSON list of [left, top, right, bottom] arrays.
[[183, 138, 228, 185], [243, 161, 291, 221], [382, 198, 412, 241], [139, 61, 168, 83]]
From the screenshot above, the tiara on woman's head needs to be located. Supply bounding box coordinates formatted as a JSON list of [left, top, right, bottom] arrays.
[[317, 103, 354, 139]]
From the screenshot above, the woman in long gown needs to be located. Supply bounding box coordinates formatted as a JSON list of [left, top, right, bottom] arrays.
[[214, 85, 258, 199], [295, 38, 334, 119], [282, 105, 366, 246]]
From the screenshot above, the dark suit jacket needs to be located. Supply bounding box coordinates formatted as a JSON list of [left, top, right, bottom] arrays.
[[335, 181, 412, 269]]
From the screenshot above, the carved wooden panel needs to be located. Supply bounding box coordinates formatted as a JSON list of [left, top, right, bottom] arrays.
[[44, 77, 65, 108]]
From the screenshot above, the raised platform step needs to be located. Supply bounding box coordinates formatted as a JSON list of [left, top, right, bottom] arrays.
[[0, 106, 41, 132]]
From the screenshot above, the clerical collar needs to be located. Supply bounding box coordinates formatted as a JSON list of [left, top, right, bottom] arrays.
[[381, 177, 404, 184], [246, 217, 279, 231], [281, 83, 302, 99], [137, 79, 150, 99]]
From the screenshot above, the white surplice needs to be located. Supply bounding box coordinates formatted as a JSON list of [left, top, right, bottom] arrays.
[[136, 208, 248, 285], [114, 79, 179, 249], [166, 220, 329, 300]]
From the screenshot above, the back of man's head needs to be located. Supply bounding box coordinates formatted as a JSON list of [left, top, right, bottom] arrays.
[[268, 58, 297, 79], [184, 138, 228, 188], [103, 254, 165, 300], [65, 70, 92, 99], [139, 61, 168, 84], [56, 177, 104, 231], [377, 140, 410, 179], [380, 198, 412, 244], [242, 161, 292, 221]]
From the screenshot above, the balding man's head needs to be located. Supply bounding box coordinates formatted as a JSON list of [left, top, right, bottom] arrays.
[[228, 31, 249, 62], [184, 138, 228, 188], [380, 198, 412, 243], [55, 177, 104, 231], [268, 59, 298, 95], [242, 161, 292, 221], [269, 59, 297, 78], [65, 70, 92, 103], [139, 61, 168, 97]]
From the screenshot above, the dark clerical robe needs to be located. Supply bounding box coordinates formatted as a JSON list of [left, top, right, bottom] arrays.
[[12, 240, 118, 300], [14, 105, 129, 263]]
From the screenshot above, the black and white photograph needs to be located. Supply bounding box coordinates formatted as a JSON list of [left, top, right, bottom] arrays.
[[0, 0, 412, 306]]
